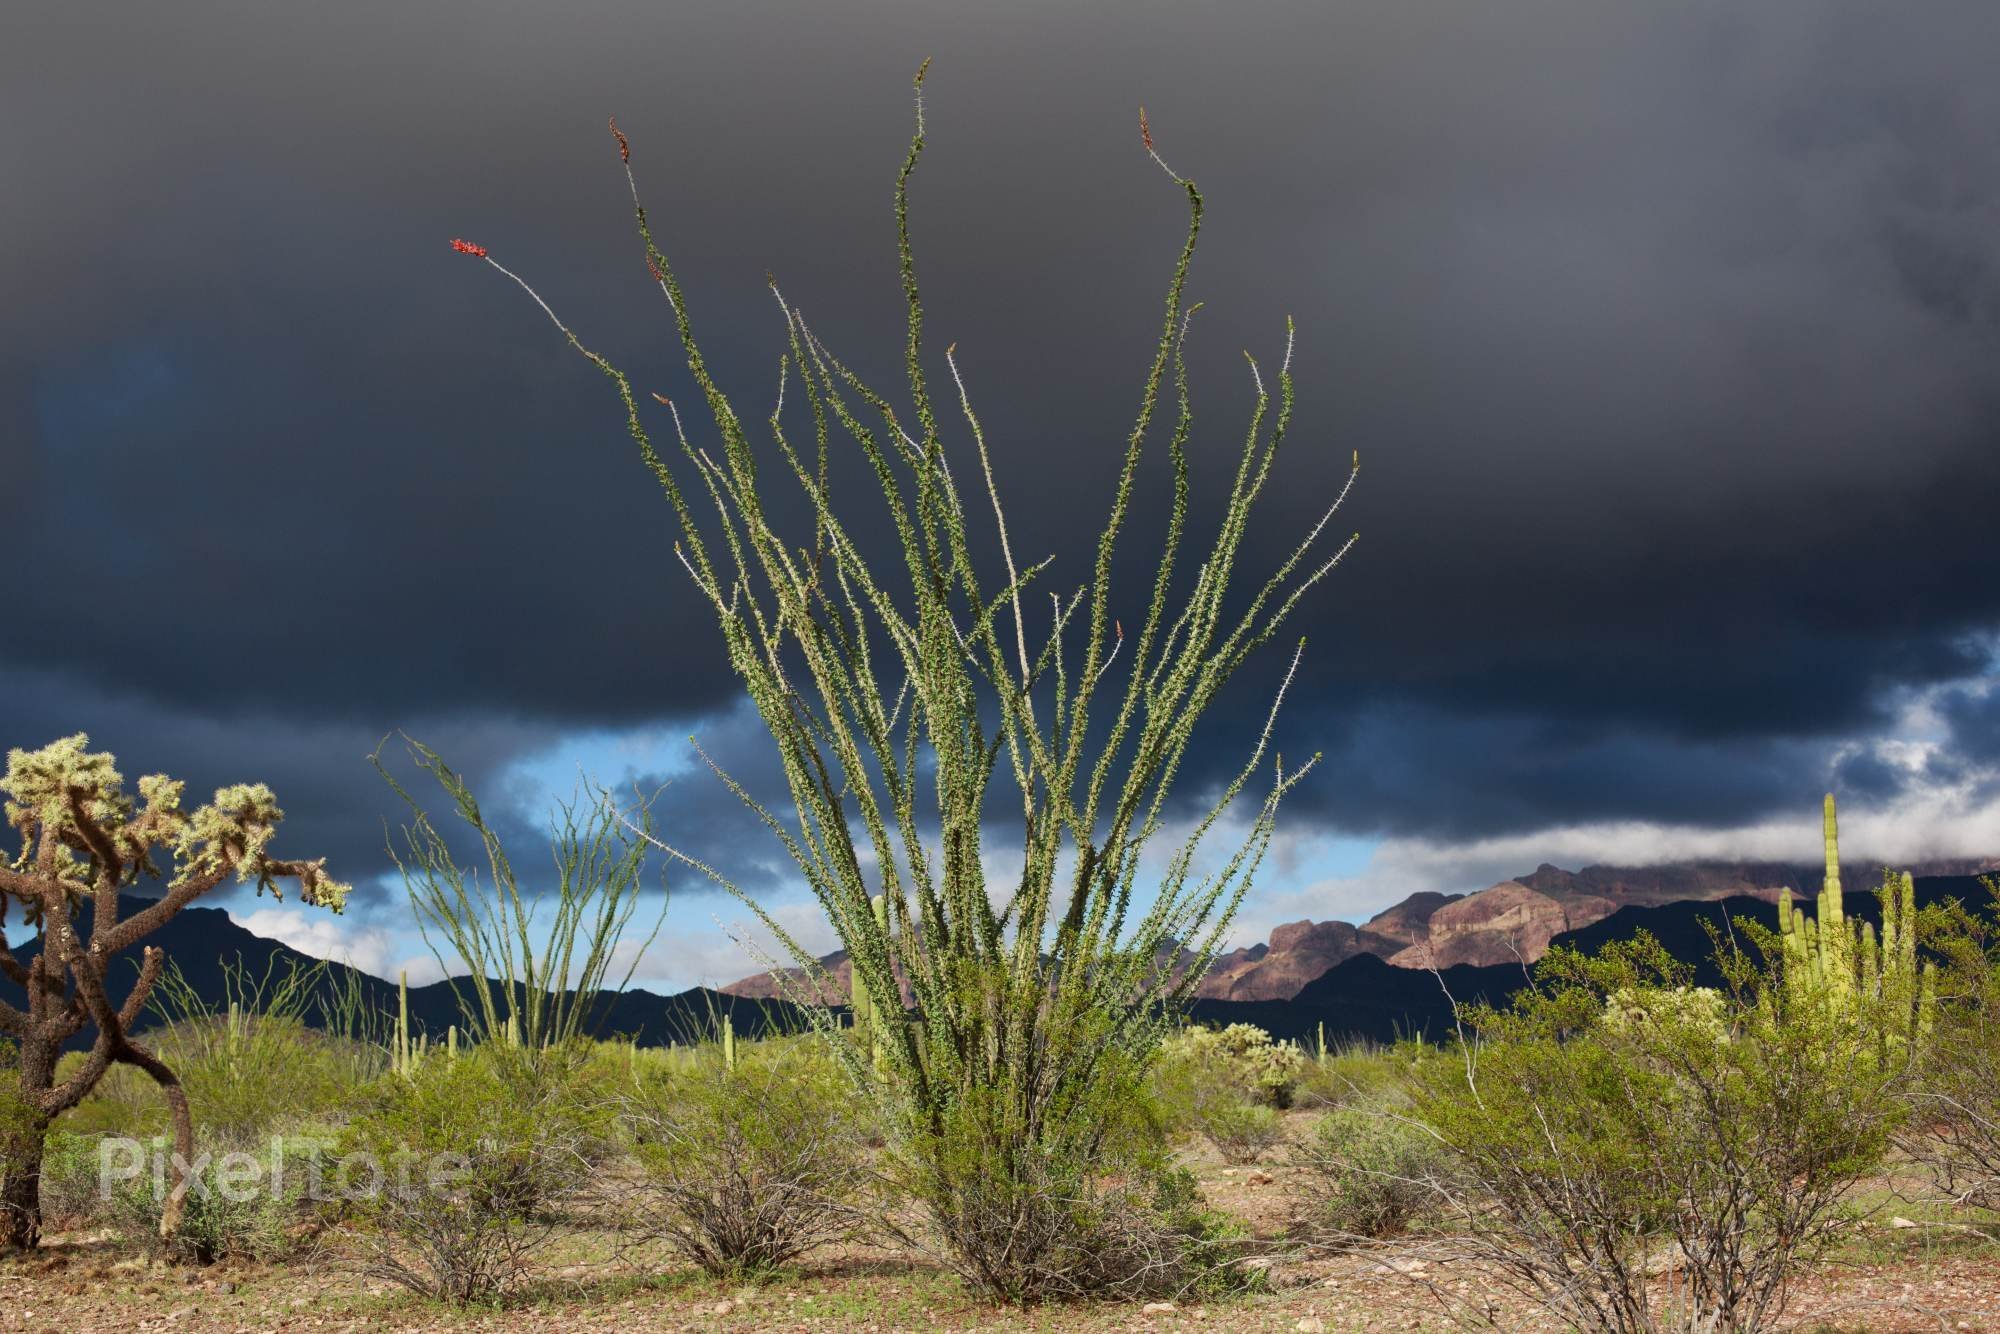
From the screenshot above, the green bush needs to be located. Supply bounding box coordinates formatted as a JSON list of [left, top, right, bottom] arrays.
[[36, 1131, 103, 1234], [1290, 1097, 1445, 1241], [1193, 1099, 1284, 1166], [1409, 933, 1904, 1333], [332, 1046, 602, 1306], [894, 1050, 1258, 1304], [105, 1132, 319, 1265], [1153, 1023, 1299, 1162], [624, 1035, 867, 1276], [1293, 1037, 1429, 1110], [1904, 881, 2000, 1222]]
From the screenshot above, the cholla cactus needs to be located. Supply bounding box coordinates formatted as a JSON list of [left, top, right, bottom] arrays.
[[1770, 794, 1935, 1062], [0, 734, 346, 1248], [1602, 984, 1729, 1043], [1162, 1022, 1307, 1108]]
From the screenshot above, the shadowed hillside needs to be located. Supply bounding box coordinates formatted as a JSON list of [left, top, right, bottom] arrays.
[[5, 894, 815, 1052]]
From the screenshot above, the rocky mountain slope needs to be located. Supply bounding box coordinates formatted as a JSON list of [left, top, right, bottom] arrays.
[[725, 859, 1997, 1003]]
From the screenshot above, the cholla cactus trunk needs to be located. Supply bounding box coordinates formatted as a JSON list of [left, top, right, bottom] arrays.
[[0, 735, 346, 1247], [455, 70, 1356, 1156]]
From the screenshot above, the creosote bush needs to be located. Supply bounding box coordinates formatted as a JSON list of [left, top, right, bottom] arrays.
[[1289, 1095, 1447, 1242], [624, 1035, 868, 1276], [1904, 877, 2000, 1223], [452, 63, 1358, 1303], [1408, 932, 1905, 1334], [333, 1046, 603, 1307], [892, 1039, 1258, 1303], [105, 1131, 317, 1265]]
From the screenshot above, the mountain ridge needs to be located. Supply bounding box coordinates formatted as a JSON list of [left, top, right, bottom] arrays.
[[724, 857, 2000, 1003]]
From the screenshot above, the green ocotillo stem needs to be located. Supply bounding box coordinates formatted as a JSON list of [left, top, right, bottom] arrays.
[[850, 901, 877, 1036], [397, 969, 411, 1077], [869, 894, 889, 1073]]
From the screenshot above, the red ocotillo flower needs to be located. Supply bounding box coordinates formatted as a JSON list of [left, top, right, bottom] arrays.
[[609, 115, 630, 163], [449, 238, 488, 258]]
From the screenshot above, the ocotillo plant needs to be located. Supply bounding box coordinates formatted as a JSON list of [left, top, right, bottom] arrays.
[[374, 737, 664, 1053], [1772, 794, 1936, 1059], [451, 67, 1357, 1295], [0, 735, 346, 1248]]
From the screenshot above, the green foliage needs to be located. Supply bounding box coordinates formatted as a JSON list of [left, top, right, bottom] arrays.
[[892, 1050, 1256, 1303], [150, 955, 384, 1141], [334, 1046, 602, 1305], [105, 1133, 318, 1265], [34, 1130, 100, 1233], [1410, 932, 1904, 1333], [1159, 1023, 1307, 1109], [1291, 1096, 1446, 1241], [1293, 1035, 1433, 1110], [1152, 1023, 1302, 1163], [462, 71, 1358, 1301], [624, 1035, 868, 1276], [1903, 877, 2000, 1221]]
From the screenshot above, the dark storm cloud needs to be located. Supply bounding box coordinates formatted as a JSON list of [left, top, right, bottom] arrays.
[[6, 0, 2000, 884]]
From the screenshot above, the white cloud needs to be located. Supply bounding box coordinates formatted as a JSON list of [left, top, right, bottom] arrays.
[[232, 907, 444, 985]]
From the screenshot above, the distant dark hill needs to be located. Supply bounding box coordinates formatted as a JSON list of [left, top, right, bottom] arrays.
[[13, 878, 1991, 1053], [6, 894, 816, 1052], [1191, 874, 1990, 1045]]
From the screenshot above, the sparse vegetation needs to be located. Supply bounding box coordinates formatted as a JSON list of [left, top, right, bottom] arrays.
[[623, 1034, 868, 1277]]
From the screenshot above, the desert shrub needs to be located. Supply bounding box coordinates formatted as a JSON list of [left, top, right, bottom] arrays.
[[893, 1058, 1259, 1304], [35, 1130, 103, 1233], [1153, 1023, 1299, 1161], [1289, 1095, 1446, 1241], [149, 958, 385, 1142], [331, 1046, 600, 1306], [1194, 1099, 1285, 1166], [1903, 881, 2000, 1224], [104, 1131, 318, 1264], [1409, 931, 1905, 1333], [1292, 1036, 1413, 1110], [623, 1035, 867, 1276]]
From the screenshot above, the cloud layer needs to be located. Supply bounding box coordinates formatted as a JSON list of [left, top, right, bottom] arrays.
[[6, 0, 1999, 984]]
